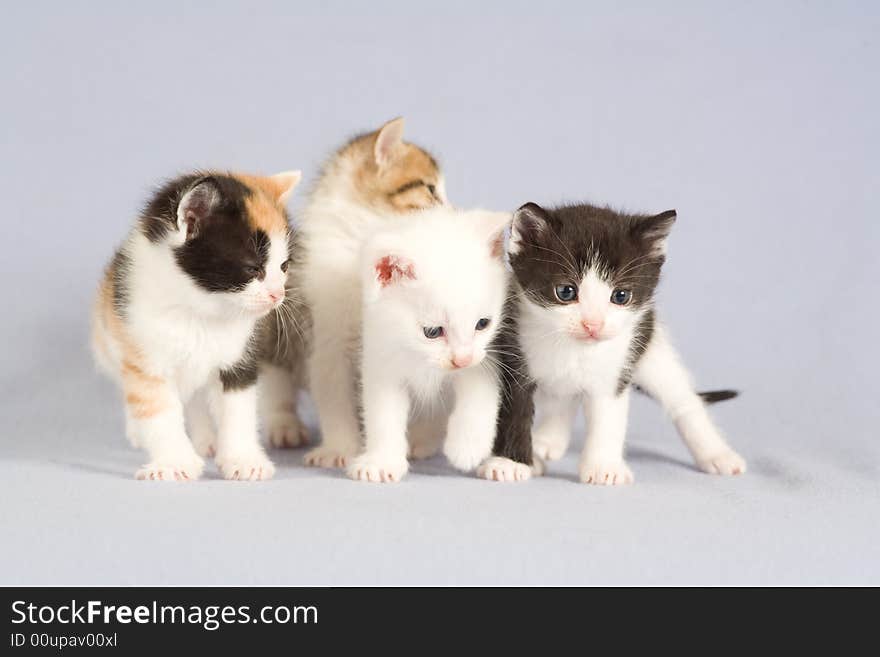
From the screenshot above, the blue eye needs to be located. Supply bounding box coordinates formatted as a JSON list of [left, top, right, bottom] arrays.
[[423, 326, 444, 339], [555, 284, 577, 303], [611, 289, 632, 305], [475, 318, 491, 331]]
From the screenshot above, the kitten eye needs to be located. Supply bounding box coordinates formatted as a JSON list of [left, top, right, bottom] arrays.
[[245, 265, 264, 279], [423, 326, 444, 339], [426, 184, 437, 196], [555, 283, 578, 303], [611, 289, 632, 305], [475, 318, 491, 331], [280, 259, 291, 273]]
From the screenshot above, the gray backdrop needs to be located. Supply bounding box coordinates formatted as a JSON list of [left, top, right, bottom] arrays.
[[1, 1, 877, 585]]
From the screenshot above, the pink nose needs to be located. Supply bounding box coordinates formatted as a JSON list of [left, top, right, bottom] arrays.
[[581, 319, 603, 336], [452, 353, 473, 369], [268, 289, 284, 303]]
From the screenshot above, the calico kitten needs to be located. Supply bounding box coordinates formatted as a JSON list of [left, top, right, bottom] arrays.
[[92, 170, 301, 481], [482, 202, 746, 484], [286, 117, 448, 469], [350, 207, 511, 482]]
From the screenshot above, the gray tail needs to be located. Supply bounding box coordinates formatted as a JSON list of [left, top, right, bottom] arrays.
[[633, 385, 739, 404], [697, 389, 739, 403]]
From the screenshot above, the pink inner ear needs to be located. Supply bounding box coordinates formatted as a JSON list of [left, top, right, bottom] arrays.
[[376, 255, 415, 287], [490, 233, 505, 259]]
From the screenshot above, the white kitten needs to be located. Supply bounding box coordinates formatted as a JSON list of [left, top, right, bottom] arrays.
[[348, 208, 511, 482], [294, 118, 448, 469]]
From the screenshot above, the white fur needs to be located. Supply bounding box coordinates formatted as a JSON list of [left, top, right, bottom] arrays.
[[299, 195, 385, 469], [476, 456, 537, 482], [348, 208, 511, 483], [514, 266, 745, 485], [297, 141, 449, 469], [95, 223, 289, 481], [632, 326, 746, 475]]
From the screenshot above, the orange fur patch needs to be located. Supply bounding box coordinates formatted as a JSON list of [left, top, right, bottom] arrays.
[[341, 133, 442, 213], [92, 262, 170, 420], [231, 173, 290, 235]]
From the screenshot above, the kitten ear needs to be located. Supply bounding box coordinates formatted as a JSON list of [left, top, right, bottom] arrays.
[[177, 177, 222, 240], [474, 211, 513, 259], [509, 202, 551, 255], [269, 170, 302, 205], [373, 254, 417, 288], [634, 209, 677, 255], [374, 117, 405, 167]]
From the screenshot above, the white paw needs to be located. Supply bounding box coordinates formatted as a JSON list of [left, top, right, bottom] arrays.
[[215, 450, 276, 481], [443, 433, 494, 472], [266, 411, 310, 449], [476, 456, 534, 482], [347, 454, 409, 483], [303, 445, 358, 469], [579, 459, 634, 485], [532, 428, 569, 461], [696, 448, 746, 476], [135, 454, 204, 482]]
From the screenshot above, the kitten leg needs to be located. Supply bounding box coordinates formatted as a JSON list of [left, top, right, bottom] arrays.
[[210, 381, 275, 481], [443, 366, 501, 472], [122, 365, 204, 481], [532, 390, 579, 461], [187, 389, 216, 458], [633, 327, 746, 475], [579, 389, 634, 485], [348, 364, 410, 483], [259, 363, 308, 449], [478, 368, 539, 483], [407, 403, 447, 460], [303, 326, 361, 468]]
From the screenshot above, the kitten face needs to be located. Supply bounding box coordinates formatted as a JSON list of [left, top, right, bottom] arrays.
[[364, 208, 510, 372], [509, 202, 676, 342], [345, 117, 447, 213], [141, 171, 301, 317]]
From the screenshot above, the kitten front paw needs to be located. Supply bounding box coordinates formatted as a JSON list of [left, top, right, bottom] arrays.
[[579, 459, 634, 485], [532, 428, 570, 461], [266, 411, 310, 449], [476, 456, 534, 482], [215, 449, 276, 481], [303, 444, 358, 469], [696, 448, 746, 476], [443, 432, 494, 472], [347, 454, 409, 483], [135, 454, 204, 482]]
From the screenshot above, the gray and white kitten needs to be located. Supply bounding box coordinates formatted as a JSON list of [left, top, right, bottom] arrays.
[[482, 202, 746, 484]]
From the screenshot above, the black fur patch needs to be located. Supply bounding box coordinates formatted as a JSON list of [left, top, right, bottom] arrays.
[[490, 297, 535, 465], [617, 309, 656, 394], [219, 348, 260, 392], [138, 174, 281, 294], [511, 202, 674, 312]]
